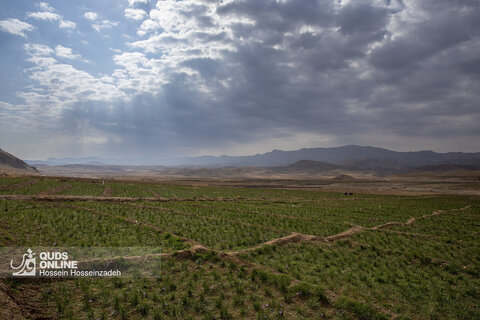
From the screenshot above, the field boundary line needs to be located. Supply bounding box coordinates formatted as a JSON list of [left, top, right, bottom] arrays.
[[6, 200, 471, 264], [0, 194, 261, 203], [74, 205, 471, 270], [405, 210, 445, 225], [77, 244, 212, 264], [226, 205, 471, 255], [226, 232, 326, 256], [56, 205, 473, 275]]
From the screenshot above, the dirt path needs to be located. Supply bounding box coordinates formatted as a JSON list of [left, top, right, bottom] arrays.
[[405, 217, 416, 225], [371, 221, 404, 230], [38, 183, 71, 196], [226, 233, 325, 256], [151, 190, 161, 198], [0, 179, 38, 191], [225, 205, 469, 256], [405, 210, 445, 225], [0, 194, 257, 203], [101, 186, 113, 197], [78, 243, 212, 265], [325, 226, 367, 241]]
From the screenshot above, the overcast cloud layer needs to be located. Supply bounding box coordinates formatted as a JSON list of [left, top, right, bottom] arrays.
[[0, 0, 479, 159]]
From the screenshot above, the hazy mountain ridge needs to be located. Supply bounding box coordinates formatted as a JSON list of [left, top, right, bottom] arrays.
[[27, 145, 480, 174]]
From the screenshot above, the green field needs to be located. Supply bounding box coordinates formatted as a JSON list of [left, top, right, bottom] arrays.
[[0, 176, 479, 319]]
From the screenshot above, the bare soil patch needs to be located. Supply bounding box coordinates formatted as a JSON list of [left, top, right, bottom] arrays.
[[226, 233, 324, 256], [0, 281, 54, 320], [371, 221, 404, 230], [101, 186, 113, 197], [0, 281, 25, 320], [325, 226, 367, 241]]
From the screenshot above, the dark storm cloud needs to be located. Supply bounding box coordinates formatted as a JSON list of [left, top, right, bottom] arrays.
[[337, 1, 390, 35], [214, 0, 480, 147], [54, 0, 480, 155], [370, 6, 479, 71]]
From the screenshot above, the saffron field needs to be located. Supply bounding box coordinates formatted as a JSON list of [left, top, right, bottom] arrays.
[[0, 176, 479, 319]]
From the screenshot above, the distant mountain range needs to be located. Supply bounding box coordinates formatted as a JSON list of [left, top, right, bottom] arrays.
[[26, 145, 480, 175], [0, 148, 38, 173]]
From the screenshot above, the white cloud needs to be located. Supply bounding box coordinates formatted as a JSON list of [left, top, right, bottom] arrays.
[[112, 51, 169, 94], [0, 42, 124, 152], [20, 43, 124, 113], [125, 8, 147, 21], [28, 11, 61, 21], [24, 43, 56, 68], [117, 0, 237, 97], [0, 18, 35, 38], [92, 20, 119, 32], [130, 0, 236, 58], [59, 20, 76, 29], [85, 12, 119, 33], [55, 45, 81, 60], [27, 4, 76, 29], [37, 2, 54, 12], [137, 19, 158, 36], [148, 1, 192, 33], [84, 11, 98, 21], [128, 0, 148, 6], [24, 43, 54, 56]]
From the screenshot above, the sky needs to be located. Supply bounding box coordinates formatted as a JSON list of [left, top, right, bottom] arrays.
[[0, 0, 479, 160]]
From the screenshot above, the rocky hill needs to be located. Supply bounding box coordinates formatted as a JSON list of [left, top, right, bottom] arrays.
[[0, 148, 38, 174]]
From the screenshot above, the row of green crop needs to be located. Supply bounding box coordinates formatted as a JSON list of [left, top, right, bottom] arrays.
[[136, 201, 350, 237], [11, 255, 336, 320], [389, 206, 480, 243], [58, 181, 105, 196], [77, 202, 291, 250], [0, 176, 30, 188], [138, 195, 478, 235], [0, 179, 62, 195], [0, 200, 187, 251], [0, 175, 368, 199], [240, 227, 480, 320]]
